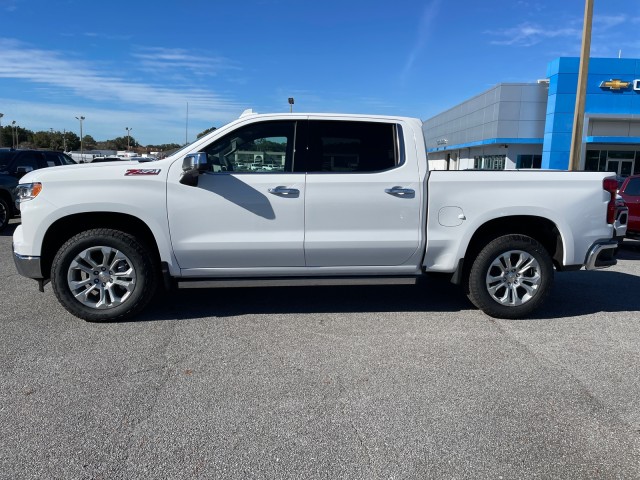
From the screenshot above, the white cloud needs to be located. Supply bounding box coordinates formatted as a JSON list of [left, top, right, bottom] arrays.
[[488, 22, 581, 47], [0, 96, 239, 146], [0, 39, 249, 144], [488, 13, 638, 49], [0, 39, 243, 113], [401, 0, 442, 84], [131, 46, 240, 78]]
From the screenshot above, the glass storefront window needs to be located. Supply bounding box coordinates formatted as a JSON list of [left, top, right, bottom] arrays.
[[585, 150, 602, 171], [608, 151, 635, 160], [586, 149, 636, 177], [473, 155, 505, 170], [517, 155, 542, 169]]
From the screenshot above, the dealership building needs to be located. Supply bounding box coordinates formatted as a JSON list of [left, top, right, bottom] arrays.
[[424, 57, 640, 177]]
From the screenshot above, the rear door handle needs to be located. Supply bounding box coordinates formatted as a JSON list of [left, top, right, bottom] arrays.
[[268, 186, 300, 197], [385, 186, 415, 198]]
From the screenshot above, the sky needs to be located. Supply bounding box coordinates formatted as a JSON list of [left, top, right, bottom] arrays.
[[1, 0, 639, 146]]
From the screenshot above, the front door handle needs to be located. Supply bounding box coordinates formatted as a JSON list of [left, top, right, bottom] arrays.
[[268, 186, 300, 197], [385, 186, 415, 198]]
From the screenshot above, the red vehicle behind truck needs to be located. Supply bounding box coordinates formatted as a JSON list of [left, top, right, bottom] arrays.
[[618, 174, 640, 239]]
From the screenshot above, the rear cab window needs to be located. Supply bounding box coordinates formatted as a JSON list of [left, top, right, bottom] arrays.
[[299, 120, 401, 173]]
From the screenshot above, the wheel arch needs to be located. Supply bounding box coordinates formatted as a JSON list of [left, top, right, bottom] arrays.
[[0, 188, 14, 213], [452, 215, 564, 285], [40, 212, 162, 280]]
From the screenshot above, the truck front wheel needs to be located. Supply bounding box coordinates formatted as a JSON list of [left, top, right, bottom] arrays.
[[51, 228, 158, 322], [467, 234, 553, 319]]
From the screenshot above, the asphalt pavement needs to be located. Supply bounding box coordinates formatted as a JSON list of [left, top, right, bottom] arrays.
[[1, 219, 639, 479]]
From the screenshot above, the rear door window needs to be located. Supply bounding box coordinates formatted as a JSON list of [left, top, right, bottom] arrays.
[[301, 120, 399, 173]]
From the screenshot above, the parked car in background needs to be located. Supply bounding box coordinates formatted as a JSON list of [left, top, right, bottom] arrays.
[[618, 174, 640, 238], [0, 150, 75, 179], [0, 173, 18, 231], [0, 150, 74, 230]]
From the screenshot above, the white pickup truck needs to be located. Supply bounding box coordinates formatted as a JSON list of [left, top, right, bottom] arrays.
[[12, 112, 628, 322]]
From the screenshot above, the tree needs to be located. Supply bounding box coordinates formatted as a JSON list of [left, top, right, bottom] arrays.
[[82, 135, 97, 151], [197, 127, 216, 139], [109, 136, 131, 150], [65, 132, 81, 151], [0, 126, 11, 148], [32, 131, 51, 148]]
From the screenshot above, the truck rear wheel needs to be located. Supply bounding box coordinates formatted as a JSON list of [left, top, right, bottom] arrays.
[[467, 234, 553, 319], [51, 228, 157, 322]]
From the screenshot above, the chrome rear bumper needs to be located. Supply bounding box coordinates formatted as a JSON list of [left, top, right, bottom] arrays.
[[584, 241, 618, 270]]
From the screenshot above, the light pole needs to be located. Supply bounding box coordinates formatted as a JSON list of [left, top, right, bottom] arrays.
[[11, 120, 16, 149], [0, 113, 3, 147], [288, 97, 294, 113], [125, 127, 132, 151], [76, 116, 85, 160]]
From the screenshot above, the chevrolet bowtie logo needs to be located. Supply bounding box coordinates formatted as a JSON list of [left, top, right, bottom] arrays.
[[599, 79, 631, 90]]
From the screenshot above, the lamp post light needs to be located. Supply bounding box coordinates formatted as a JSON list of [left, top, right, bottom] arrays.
[[288, 97, 294, 113], [11, 120, 17, 149], [75, 116, 85, 160], [0, 113, 3, 147], [125, 127, 132, 151]]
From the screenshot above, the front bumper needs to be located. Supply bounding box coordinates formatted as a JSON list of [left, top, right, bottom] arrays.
[[13, 249, 43, 279]]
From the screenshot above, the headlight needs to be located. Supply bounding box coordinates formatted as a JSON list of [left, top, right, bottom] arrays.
[[15, 182, 42, 203]]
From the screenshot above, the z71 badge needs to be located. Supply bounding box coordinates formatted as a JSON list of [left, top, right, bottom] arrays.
[[125, 169, 161, 176]]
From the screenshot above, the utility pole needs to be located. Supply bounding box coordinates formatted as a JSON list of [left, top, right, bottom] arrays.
[[76, 116, 85, 160], [568, 0, 594, 171], [185, 102, 189, 145], [126, 127, 132, 151]]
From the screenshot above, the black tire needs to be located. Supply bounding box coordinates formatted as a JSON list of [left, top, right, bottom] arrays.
[[0, 196, 10, 232], [51, 228, 158, 322], [467, 234, 553, 319]]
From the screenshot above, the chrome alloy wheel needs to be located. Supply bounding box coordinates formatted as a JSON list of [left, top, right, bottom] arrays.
[[485, 250, 541, 306], [67, 246, 137, 309]]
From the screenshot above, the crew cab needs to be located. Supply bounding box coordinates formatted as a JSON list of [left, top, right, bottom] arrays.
[[12, 112, 628, 322]]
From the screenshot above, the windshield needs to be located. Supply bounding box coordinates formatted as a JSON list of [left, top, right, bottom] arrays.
[[61, 153, 75, 165]]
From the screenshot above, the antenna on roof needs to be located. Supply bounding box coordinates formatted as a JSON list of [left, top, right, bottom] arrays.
[[240, 109, 256, 118]]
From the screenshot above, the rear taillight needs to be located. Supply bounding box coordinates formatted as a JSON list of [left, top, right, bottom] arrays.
[[603, 177, 618, 224]]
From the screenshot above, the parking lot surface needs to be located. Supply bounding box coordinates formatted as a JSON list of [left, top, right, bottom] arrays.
[[1, 219, 639, 479]]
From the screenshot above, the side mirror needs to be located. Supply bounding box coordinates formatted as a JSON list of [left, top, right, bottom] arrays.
[[15, 165, 34, 179], [179, 152, 208, 186]]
